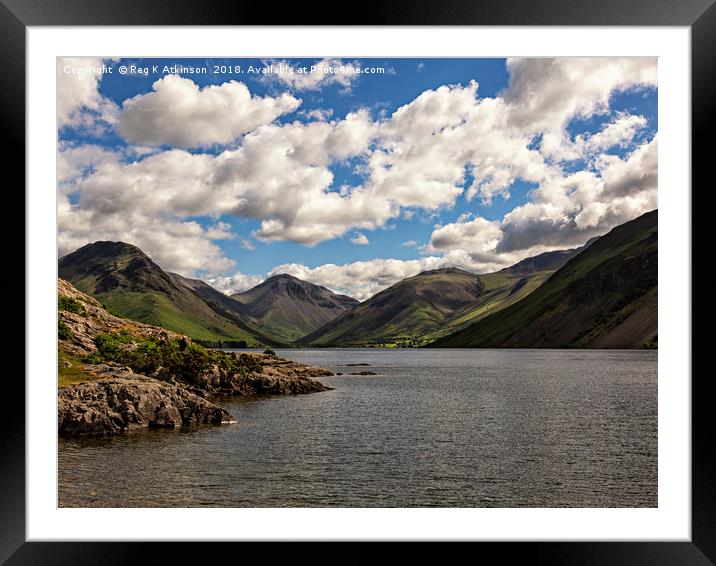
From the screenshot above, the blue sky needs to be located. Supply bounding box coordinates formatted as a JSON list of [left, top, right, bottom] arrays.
[[58, 57, 658, 299]]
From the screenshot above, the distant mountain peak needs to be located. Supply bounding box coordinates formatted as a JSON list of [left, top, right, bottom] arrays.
[[58, 240, 285, 347], [232, 274, 359, 341], [265, 273, 301, 282], [67, 240, 148, 258], [416, 267, 475, 277], [432, 210, 658, 349]]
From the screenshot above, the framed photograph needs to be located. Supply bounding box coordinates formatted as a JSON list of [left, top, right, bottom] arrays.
[[8, 0, 711, 562]]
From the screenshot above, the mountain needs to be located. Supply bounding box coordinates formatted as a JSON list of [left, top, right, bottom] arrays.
[[231, 274, 359, 341], [430, 210, 657, 349], [297, 242, 589, 347], [58, 241, 283, 346], [499, 243, 594, 276], [297, 268, 485, 346]]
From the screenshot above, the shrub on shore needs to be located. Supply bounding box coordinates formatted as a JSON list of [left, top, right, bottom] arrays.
[[82, 331, 263, 384], [58, 296, 84, 314]]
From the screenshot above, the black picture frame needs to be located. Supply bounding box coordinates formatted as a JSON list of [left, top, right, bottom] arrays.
[[5, 0, 711, 563]]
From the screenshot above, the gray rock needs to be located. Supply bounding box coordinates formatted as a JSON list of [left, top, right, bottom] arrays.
[[58, 367, 235, 437]]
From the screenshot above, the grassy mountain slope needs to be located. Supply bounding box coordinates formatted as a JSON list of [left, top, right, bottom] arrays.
[[297, 268, 498, 347], [166, 273, 286, 346], [298, 245, 586, 347], [232, 274, 359, 341], [58, 241, 283, 346], [430, 210, 657, 349]]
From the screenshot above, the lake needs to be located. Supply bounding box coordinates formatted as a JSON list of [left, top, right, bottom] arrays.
[[58, 348, 657, 507]]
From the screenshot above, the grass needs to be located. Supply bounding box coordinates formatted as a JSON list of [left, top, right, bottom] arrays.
[[58, 296, 84, 314], [431, 212, 657, 347], [77, 330, 263, 387], [304, 268, 556, 347], [97, 290, 264, 346], [58, 350, 93, 387], [58, 321, 73, 341]]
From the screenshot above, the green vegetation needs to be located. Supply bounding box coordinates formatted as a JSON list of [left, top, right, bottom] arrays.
[[298, 269, 485, 346], [81, 331, 262, 385], [431, 210, 657, 349], [58, 321, 73, 341], [299, 267, 560, 347], [642, 335, 658, 350], [58, 350, 89, 387], [59, 240, 285, 348], [58, 295, 84, 314], [96, 290, 263, 345], [195, 339, 248, 348], [231, 274, 359, 342]]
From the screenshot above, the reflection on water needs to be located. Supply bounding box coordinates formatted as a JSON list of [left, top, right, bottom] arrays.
[[59, 349, 657, 507]]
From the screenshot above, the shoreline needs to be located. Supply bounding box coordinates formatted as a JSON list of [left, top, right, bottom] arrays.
[[58, 278, 333, 438], [58, 352, 334, 437]]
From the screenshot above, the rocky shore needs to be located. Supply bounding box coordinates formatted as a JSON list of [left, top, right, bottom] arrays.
[[59, 353, 333, 437], [59, 365, 236, 436], [58, 278, 333, 437]]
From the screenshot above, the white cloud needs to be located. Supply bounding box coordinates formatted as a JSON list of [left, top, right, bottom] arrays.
[[371, 81, 550, 206], [58, 197, 237, 276], [57, 58, 118, 133], [268, 257, 447, 301], [298, 108, 334, 121], [581, 113, 647, 153], [59, 58, 658, 289], [266, 58, 361, 91], [541, 112, 649, 162], [505, 57, 657, 133], [118, 75, 301, 147], [350, 233, 370, 245], [204, 221, 235, 240], [428, 136, 658, 259], [598, 133, 658, 198], [237, 238, 255, 250], [429, 216, 502, 255], [206, 272, 265, 295], [57, 141, 118, 186]]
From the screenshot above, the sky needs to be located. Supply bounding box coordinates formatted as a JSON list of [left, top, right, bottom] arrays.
[[57, 57, 658, 300]]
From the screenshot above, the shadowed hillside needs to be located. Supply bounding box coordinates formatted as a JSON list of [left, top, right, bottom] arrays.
[[430, 210, 657, 349], [232, 274, 359, 341], [59, 241, 284, 346]]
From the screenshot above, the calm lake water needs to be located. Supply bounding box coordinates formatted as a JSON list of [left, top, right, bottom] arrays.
[[58, 349, 657, 507]]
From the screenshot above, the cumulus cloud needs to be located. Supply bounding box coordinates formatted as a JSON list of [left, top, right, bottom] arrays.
[[206, 272, 265, 295], [299, 108, 334, 121], [505, 57, 657, 133], [58, 196, 237, 276], [59, 57, 658, 292], [429, 216, 502, 255], [541, 112, 649, 162], [118, 75, 301, 147], [268, 257, 447, 301], [266, 58, 361, 91], [350, 233, 370, 245], [581, 113, 648, 153], [598, 133, 658, 198], [57, 57, 118, 133], [57, 141, 118, 186], [264, 244, 533, 300], [428, 136, 658, 259]]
